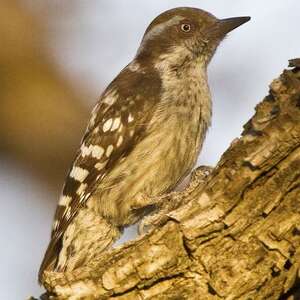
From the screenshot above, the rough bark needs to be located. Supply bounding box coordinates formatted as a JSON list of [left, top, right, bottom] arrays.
[[37, 60, 300, 300]]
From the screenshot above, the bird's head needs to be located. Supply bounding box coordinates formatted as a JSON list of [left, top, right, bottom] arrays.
[[136, 7, 250, 70]]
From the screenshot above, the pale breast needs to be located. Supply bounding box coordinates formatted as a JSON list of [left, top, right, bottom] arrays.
[[92, 67, 211, 226]]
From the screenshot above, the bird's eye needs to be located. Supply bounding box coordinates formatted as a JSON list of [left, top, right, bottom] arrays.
[[181, 23, 192, 33]]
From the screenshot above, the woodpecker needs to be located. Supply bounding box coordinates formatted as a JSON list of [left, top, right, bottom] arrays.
[[39, 7, 250, 283]]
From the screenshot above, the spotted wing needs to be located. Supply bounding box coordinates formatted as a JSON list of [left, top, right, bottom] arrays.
[[39, 69, 161, 280]]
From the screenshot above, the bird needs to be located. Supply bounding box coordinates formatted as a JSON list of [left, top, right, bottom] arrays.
[[39, 7, 250, 283]]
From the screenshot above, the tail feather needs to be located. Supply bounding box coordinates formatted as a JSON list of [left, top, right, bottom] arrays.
[[38, 236, 62, 284]]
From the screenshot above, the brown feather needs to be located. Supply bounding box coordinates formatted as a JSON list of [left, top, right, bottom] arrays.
[[39, 64, 161, 281]]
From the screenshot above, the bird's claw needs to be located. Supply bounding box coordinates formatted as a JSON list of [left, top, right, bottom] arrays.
[[138, 210, 169, 235]]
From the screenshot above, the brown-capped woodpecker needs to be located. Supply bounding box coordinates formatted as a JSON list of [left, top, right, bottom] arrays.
[[39, 7, 250, 282]]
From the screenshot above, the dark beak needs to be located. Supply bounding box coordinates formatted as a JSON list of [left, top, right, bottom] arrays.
[[218, 16, 251, 35]]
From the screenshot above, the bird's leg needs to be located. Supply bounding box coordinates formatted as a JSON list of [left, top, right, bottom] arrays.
[[137, 194, 175, 235], [138, 166, 213, 235]]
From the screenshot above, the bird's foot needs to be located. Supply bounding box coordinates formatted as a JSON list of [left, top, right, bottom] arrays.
[[138, 197, 176, 235], [138, 166, 213, 235]]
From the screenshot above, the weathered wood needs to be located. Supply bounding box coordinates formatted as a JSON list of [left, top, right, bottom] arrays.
[[38, 60, 300, 300]]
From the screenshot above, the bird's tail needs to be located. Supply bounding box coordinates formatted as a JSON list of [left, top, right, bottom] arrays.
[[38, 235, 62, 284]]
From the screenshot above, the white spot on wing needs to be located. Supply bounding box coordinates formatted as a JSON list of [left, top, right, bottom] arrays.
[[111, 117, 121, 131], [103, 118, 113, 132], [59, 195, 72, 207], [77, 183, 88, 196], [91, 145, 104, 159], [70, 166, 89, 182], [95, 160, 108, 171], [117, 136, 123, 147], [103, 90, 117, 106], [106, 145, 114, 157], [81, 144, 91, 157], [81, 144, 104, 159]]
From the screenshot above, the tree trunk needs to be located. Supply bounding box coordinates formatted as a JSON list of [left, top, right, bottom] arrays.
[[37, 59, 300, 300]]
